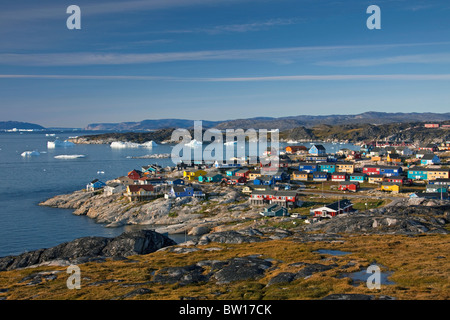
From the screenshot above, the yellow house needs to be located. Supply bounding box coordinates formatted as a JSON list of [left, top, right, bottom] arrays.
[[380, 183, 401, 194], [371, 156, 382, 162], [183, 170, 207, 181], [368, 175, 385, 184], [248, 171, 262, 180], [291, 171, 309, 181], [335, 162, 355, 174], [427, 168, 450, 181], [387, 154, 402, 163]]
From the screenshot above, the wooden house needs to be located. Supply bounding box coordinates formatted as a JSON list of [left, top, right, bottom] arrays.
[[310, 199, 353, 218], [338, 182, 360, 192], [308, 144, 326, 156], [126, 185, 157, 201], [285, 145, 307, 154], [349, 173, 367, 183], [420, 154, 440, 165], [259, 204, 289, 217], [367, 174, 385, 184], [86, 179, 106, 191], [312, 171, 328, 182], [291, 171, 309, 181], [331, 172, 348, 182], [380, 182, 401, 194], [335, 162, 355, 174]]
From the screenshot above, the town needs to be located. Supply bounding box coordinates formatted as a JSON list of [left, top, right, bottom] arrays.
[[85, 138, 450, 222]]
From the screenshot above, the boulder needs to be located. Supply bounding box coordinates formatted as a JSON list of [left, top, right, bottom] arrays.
[[0, 230, 176, 271]]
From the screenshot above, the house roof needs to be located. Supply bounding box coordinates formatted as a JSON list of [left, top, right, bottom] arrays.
[[128, 185, 154, 192], [311, 144, 326, 150], [322, 199, 353, 211], [421, 153, 438, 160]]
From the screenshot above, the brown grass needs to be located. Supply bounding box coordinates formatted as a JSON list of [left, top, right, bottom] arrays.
[[0, 234, 448, 300]]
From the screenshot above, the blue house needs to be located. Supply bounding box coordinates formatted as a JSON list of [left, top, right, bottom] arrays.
[[408, 168, 428, 181], [379, 166, 402, 177], [298, 162, 318, 173], [420, 154, 440, 165], [309, 144, 326, 156], [254, 175, 276, 186], [318, 162, 336, 173], [86, 179, 106, 191], [349, 173, 367, 182], [312, 171, 329, 182], [166, 178, 185, 186], [259, 204, 289, 217], [226, 168, 240, 176], [272, 171, 290, 182]]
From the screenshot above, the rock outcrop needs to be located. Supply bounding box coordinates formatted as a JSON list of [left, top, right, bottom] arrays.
[[0, 230, 176, 271]]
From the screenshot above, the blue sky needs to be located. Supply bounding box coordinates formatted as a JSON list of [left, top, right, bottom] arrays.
[[0, 0, 450, 127]]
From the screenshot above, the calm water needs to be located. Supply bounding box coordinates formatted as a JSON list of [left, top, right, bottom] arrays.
[[0, 131, 359, 257]]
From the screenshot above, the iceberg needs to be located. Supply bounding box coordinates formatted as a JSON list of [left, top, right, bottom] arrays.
[[110, 141, 158, 149], [224, 141, 237, 146], [54, 154, 86, 159], [47, 140, 75, 148], [21, 150, 40, 157], [185, 139, 202, 148]]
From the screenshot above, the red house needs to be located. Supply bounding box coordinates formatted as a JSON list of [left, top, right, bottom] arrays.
[[128, 169, 143, 180], [223, 176, 246, 185], [331, 172, 348, 182], [362, 165, 381, 175], [338, 182, 360, 192], [386, 176, 412, 186], [235, 169, 251, 178]]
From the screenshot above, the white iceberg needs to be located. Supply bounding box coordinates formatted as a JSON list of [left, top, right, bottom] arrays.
[[185, 139, 202, 148], [110, 140, 158, 149], [45, 133, 56, 137], [47, 140, 75, 148], [286, 140, 299, 144], [54, 154, 86, 159], [224, 141, 237, 146], [21, 150, 40, 157]]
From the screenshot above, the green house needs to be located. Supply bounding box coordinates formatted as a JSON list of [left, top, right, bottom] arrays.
[[259, 204, 289, 217], [199, 173, 223, 183]]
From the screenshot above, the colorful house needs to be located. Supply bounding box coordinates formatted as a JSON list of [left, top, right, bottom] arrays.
[[349, 173, 367, 182], [253, 176, 276, 186], [198, 173, 223, 183], [310, 199, 353, 218], [368, 174, 385, 184], [426, 168, 450, 181], [387, 153, 402, 163], [248, 170, 262, 180], [272, 171, 290, 182], [385, 176, 411, 186], [312, 171, 328, 182], [166, 178, 185, 186], [308, 144, 326, 156], [298, 162, 318, 173], [183, 170, 207, 181], [331, 172, 348, 182], [259, 204, 289, 217], [338, 182, 360, 192], [420, 154, 440, 165], [127, 170, 143, 180], [408, 168, 429, 181], [225, 168, 240, 176], [335, 162, 355, 174], [291, 171, 309, 181], [426, 184, 448, 193], [380, 182, 402, 194], [86, 179, 106, 191], [166, 186, 203, 198], [318, 162, 336, 173], [126, 185, 157, 201], [235, 169, 251, 179], [285, 145, 307, 154]]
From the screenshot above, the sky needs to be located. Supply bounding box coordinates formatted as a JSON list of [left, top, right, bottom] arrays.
[[0, 0, 450, 128]]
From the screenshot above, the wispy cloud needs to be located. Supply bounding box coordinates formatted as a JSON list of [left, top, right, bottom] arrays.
[[2, 74, 450, 81], [317, 53, 450, 67], [2, 42, 449, 66], [159, 18, 299, 35]]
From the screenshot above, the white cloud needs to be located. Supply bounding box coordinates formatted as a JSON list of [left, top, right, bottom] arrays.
[[317, 53, 450, 67], [1, 74, 450, 81], [2, 42, 449, 66]]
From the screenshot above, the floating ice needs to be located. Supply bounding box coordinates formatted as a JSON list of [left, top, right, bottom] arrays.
[[47, 140, 75, 148], [185, 139, 202, 148], [110, 140, 158, 149], [21, 150, 40, 157], [54, 154, 86, 159], [45, 133, 56, 137]]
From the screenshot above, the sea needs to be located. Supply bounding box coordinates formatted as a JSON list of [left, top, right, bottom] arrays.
[[0, 130, 359, 257]]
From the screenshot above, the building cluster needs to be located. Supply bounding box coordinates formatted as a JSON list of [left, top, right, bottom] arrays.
[[85, 140, 450, 221]]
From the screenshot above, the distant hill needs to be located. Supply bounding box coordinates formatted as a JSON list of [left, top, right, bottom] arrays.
[[0, 121, 45, 130], [85, 119, 221, 131], [85, 112, 450, 131]]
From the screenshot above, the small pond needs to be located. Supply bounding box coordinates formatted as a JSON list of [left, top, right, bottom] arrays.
[[314, 249, 352, 256], [344, 264, 396, 287]]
